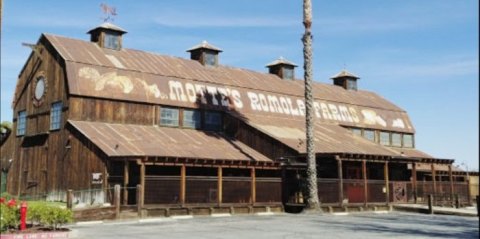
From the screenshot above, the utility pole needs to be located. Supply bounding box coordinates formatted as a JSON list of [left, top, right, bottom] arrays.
[[302, 0, 320, 210]]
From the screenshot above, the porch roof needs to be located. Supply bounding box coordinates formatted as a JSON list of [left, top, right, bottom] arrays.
[[68, 120, 272, 162]]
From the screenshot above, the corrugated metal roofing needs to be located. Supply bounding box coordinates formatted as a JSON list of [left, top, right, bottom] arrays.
[[69, 120, 272, 162], [43, 34, 405, 113], [238, 112, 402, 156], [331, 70, 360, 79]]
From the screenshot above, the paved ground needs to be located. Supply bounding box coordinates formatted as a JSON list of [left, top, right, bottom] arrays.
[[69, 212, 479, 239]]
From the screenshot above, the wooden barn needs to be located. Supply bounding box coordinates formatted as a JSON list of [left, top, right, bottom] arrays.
[[3, 23, 473, 214]]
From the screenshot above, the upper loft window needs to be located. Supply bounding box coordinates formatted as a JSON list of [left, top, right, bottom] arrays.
[[403, 134, 414, 148], [391, 133, 402, 147], [346, 79, 357, 91], [351, 128, 362, 137], [17, 110, 27, 136], [160, 107, 179, 127], [283, 68, 294, 80], [363, 129, 375, 142], [204, 52, 216, 66], [183, 109, 201, 129], [104, 32, 121, 50], [380, 132, 390, 146], [204, 111, 222, 131], [50, 102, 63, 130]]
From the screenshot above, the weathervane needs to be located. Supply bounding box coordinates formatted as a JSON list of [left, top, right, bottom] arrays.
[[100, 3, 117, 22]]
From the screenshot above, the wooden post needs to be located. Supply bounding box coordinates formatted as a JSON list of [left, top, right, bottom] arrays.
[[466, 177, 471, 205], [448, 165, 454, 206], [136, 184, 144, 218], [217, 166, 222, 206], [337, 157, 343, 206], [251, 167, 256, 205], [180, 164, 186, 206], [362, 160, 367, 207], [428, 194, 434, 214], [123, 160, 129, 205], [139, 161, 145, 211], [114, 184, 121, 219], [431, 164, 436, 205], [384, 161, 389, 205], [412, 163, 417, 204], [66, 189, 73, 209]]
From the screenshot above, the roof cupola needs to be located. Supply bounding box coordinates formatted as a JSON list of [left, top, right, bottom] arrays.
[[187, 40, 222, 67], [87, 22, 127, 50], [266, 56, 297, 80], [331, 70, 360, 91]]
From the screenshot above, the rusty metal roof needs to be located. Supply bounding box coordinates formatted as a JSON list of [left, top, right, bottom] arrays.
[[331, 70, 360, 79], [238, 113, 402, 157], [69, 120, 272, 162], [265, 56, 297, 67], [43, 34, 405, 113], [186, 40, 222, 52], [87, 22, 127, 34]]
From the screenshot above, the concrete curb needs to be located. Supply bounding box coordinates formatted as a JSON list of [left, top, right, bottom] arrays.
[[211, 213, 231, 217]]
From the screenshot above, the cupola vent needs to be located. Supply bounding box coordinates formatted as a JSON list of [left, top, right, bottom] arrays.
[[87, 22, 127, 50], [266, 57, 297, 80], [331, 70, 360, 91], [187, 40, 222, 67]]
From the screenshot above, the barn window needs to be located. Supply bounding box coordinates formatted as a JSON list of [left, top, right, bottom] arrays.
[[204, 52, 216, 66], [346, 79, 357, 91], [16, 110, 26, 136], [50, 102, 63, 130], [160, 107, 179, 127], [204, 111, 222, 131], [104, 32, 120, 50], [183, 109, 201, 129], [283, 68, 294, 80], [351, 128, 362, 137], [380, 131, 390, 146], [391, 133, 402, 147], [403, 134, 414, 148], [363, 129, 375, 142]]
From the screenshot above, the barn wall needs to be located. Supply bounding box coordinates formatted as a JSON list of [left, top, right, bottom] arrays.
[[7, 36, 70, 197], [69, 96, 156, 125]]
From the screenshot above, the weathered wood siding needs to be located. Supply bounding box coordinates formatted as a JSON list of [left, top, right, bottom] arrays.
[[6, 36, 106, 197], [69, 97, 156, 125]]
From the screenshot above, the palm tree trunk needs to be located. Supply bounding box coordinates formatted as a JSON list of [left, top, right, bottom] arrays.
[[302, 0, 320, 210]]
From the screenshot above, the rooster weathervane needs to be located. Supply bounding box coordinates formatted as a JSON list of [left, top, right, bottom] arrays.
[[100, 3, 117, 22]]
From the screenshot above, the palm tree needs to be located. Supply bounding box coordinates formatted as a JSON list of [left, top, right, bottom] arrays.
[[302, 0, 320, 210]]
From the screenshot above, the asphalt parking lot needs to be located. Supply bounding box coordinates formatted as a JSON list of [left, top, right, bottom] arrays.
[[70, 212, 479, 239]]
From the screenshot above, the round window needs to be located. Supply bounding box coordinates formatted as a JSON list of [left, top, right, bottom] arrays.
[[34, 77, 46, 100]]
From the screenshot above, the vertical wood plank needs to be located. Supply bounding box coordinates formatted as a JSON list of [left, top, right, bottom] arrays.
[[384, 161, 389, 204], [217, 166, 222, 205], [362, 160, 367, 207], [251, 167, 256, 205], [123, 160, 129, 205], [431, 163, 436, 201], [180, 164, 186, 206], [448, 164, 454, 204], [337, 156, 343, 206], [412, 163, 417, 204], [140, 161, 145, 207]]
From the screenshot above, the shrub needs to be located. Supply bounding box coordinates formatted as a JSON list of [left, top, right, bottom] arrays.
[[27, 202, 48, 225], [0, 203, 19, 232], [39, 205, 73, 230]]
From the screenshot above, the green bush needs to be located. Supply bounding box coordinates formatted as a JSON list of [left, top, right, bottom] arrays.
[[0, 203, 19, 232], [27, 202, 48, 225], [39, 205, 73, 230]]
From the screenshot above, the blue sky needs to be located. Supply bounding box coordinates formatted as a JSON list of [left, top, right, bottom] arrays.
[[1, 1, 478, 170]]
